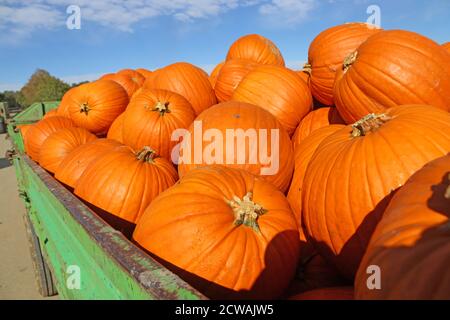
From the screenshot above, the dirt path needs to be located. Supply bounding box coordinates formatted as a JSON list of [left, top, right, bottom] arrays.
[[0, 133, 56, 299]]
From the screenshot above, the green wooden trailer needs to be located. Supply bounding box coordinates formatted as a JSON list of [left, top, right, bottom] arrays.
[[6, 102, 206, 300]]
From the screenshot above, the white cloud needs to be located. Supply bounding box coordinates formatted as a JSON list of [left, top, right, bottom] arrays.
[[259, 0, 317, 27]]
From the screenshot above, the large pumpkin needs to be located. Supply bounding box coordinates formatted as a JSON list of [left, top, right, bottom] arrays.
[[117, 69, 146, 84], [100, 73, 142, 99], [226, 34, 285, 66], [290, 287, 353, 300], [122, 88, 195, 161], [135, 68, 153, 79], [214, 59, 258, 102], [133, 165, 300, 299], [57, 88, 76, 118], [302, 105, 450, 279], [66, 80, 129, 134], [24, 116, 75, 161], [232, 65, 312, 136], [42, 108, 58, 119], [55, 138, 122, 188], [306, 22, 381, 106], [177, 101, 294, 193], [106, 112, 125, 143], [75, 146, 178, 224], [287, 125, 345, 228], [291, 107, 345, 148], [38, 127, 97, 173], [208, 61, 225, 89], [442, 42, 450, 53], [334, 30, 450, 123], [143, 62, 216, 115], [355, 154, 450, 299]]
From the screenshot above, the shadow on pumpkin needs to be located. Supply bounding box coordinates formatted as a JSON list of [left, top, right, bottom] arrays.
[[132, 230, 300, 300], [307, 188, 399, 281]]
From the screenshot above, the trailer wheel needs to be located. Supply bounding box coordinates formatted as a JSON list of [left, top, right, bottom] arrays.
[[23, 212, 58, 297]]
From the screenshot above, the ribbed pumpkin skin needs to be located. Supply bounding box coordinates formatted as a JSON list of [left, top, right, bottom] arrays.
[[17, 124, 32, 139], [135, 68, 153, 79], [42, 109, 58, 119], [122, 89, 195, 161], [214, 59, 258, 102], [117, 69, 146, 84], [143, 62, 217, 115], [177, 101, 294, 193], [232, 65, 312, 136], [355, 155, 450, 300], [334, 30, 450, 123], [287, 125, 344, 227], [38, 127, 97, 173], [24, 116, 75, 161], [100, 73, 142, 98], [67, 80, 129, 134], [302, 105, 450, 280], [57, 88, 75, 118], [443, 42, 450, 53], [133, 165, 300, 299], [292, 107, 345, 148], [308, 22, 381, 106], [209, 61, 225, 88], [106, 113, 124, 143], [290, 287, 353, 300], [296, 70, 310, 86], [226, 34, 285, 66], [55, 139, 122, 188], [75, 146, 178, 224]]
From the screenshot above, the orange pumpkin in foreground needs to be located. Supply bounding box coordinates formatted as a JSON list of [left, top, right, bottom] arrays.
[[144, 62, 216, 115], [232, 65, 312, 136], [55, 138, 122, 189], [334, 30, 450, 123], [122, 89, 195, 161], [292, 107, 345, 148], [100, 73, 142, 99], [302, 105, 450, 280], [66, 80, 129, 134], [442, 42, 450, 53], [177, 101, 294, 193], [133, 165, 300, 299], [24, 116, 75, 161], [355, 154, 450, 299], [306, 22, 381, 106], [75, 146, 178, 224], [38, 127, 97, 173], [106, 112, 125, 143], [226, 34, 285, 66]]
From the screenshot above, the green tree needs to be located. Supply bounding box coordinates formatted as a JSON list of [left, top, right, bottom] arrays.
[[19, 69, 70, 107]]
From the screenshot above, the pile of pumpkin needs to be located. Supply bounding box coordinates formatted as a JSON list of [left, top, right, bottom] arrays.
[[19, 22, 450, 300]]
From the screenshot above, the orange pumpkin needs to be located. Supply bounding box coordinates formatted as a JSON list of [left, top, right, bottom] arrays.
[[55, 138, 122, 188], [66, 80, 129, 134], [100, 73, 142, 98], [75, 146, 178, 224], [17, 124, 33, 139], [296, 68, 310, 86], [122, 89, 195, 161], [208, 61, 225, 88], [135, 68, 153, 79], [291, 107, 345, 148], [226, 34, 285, 66], [42, 108, 58, 119], [232, 65, 312, 136], [177, 101, 294, 193], [290, 287, 353, 300], [306, 22, 381, 106], [133, 165, 300, 299], [143, 62, 216, 115], [355, 154, 450, 299], [214, 59, 258, 102], [38, 127, 97, 173], [117, 69, 146, 84], [334, 30, 450, 123], [24, 116, 75, 161], [106, 112, 125, 143], [302, 105, 450, 279], [287, 125, 345, 228], [442, 42, 450, 53], [57, 88, 76, 118]]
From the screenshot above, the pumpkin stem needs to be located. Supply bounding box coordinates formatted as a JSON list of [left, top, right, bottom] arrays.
[[302, 63, 312, 75], [152, 101, 171, 115], [343, 51, 358, 73], [136, 146, 158, 163], [445, 174, 450, 200], [225, 192, 267, 234], [80, 103, 90, 114], [351, 113, 391, 137]]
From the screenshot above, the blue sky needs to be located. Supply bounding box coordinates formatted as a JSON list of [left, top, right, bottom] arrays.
[[0, 0, 449, 91]]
